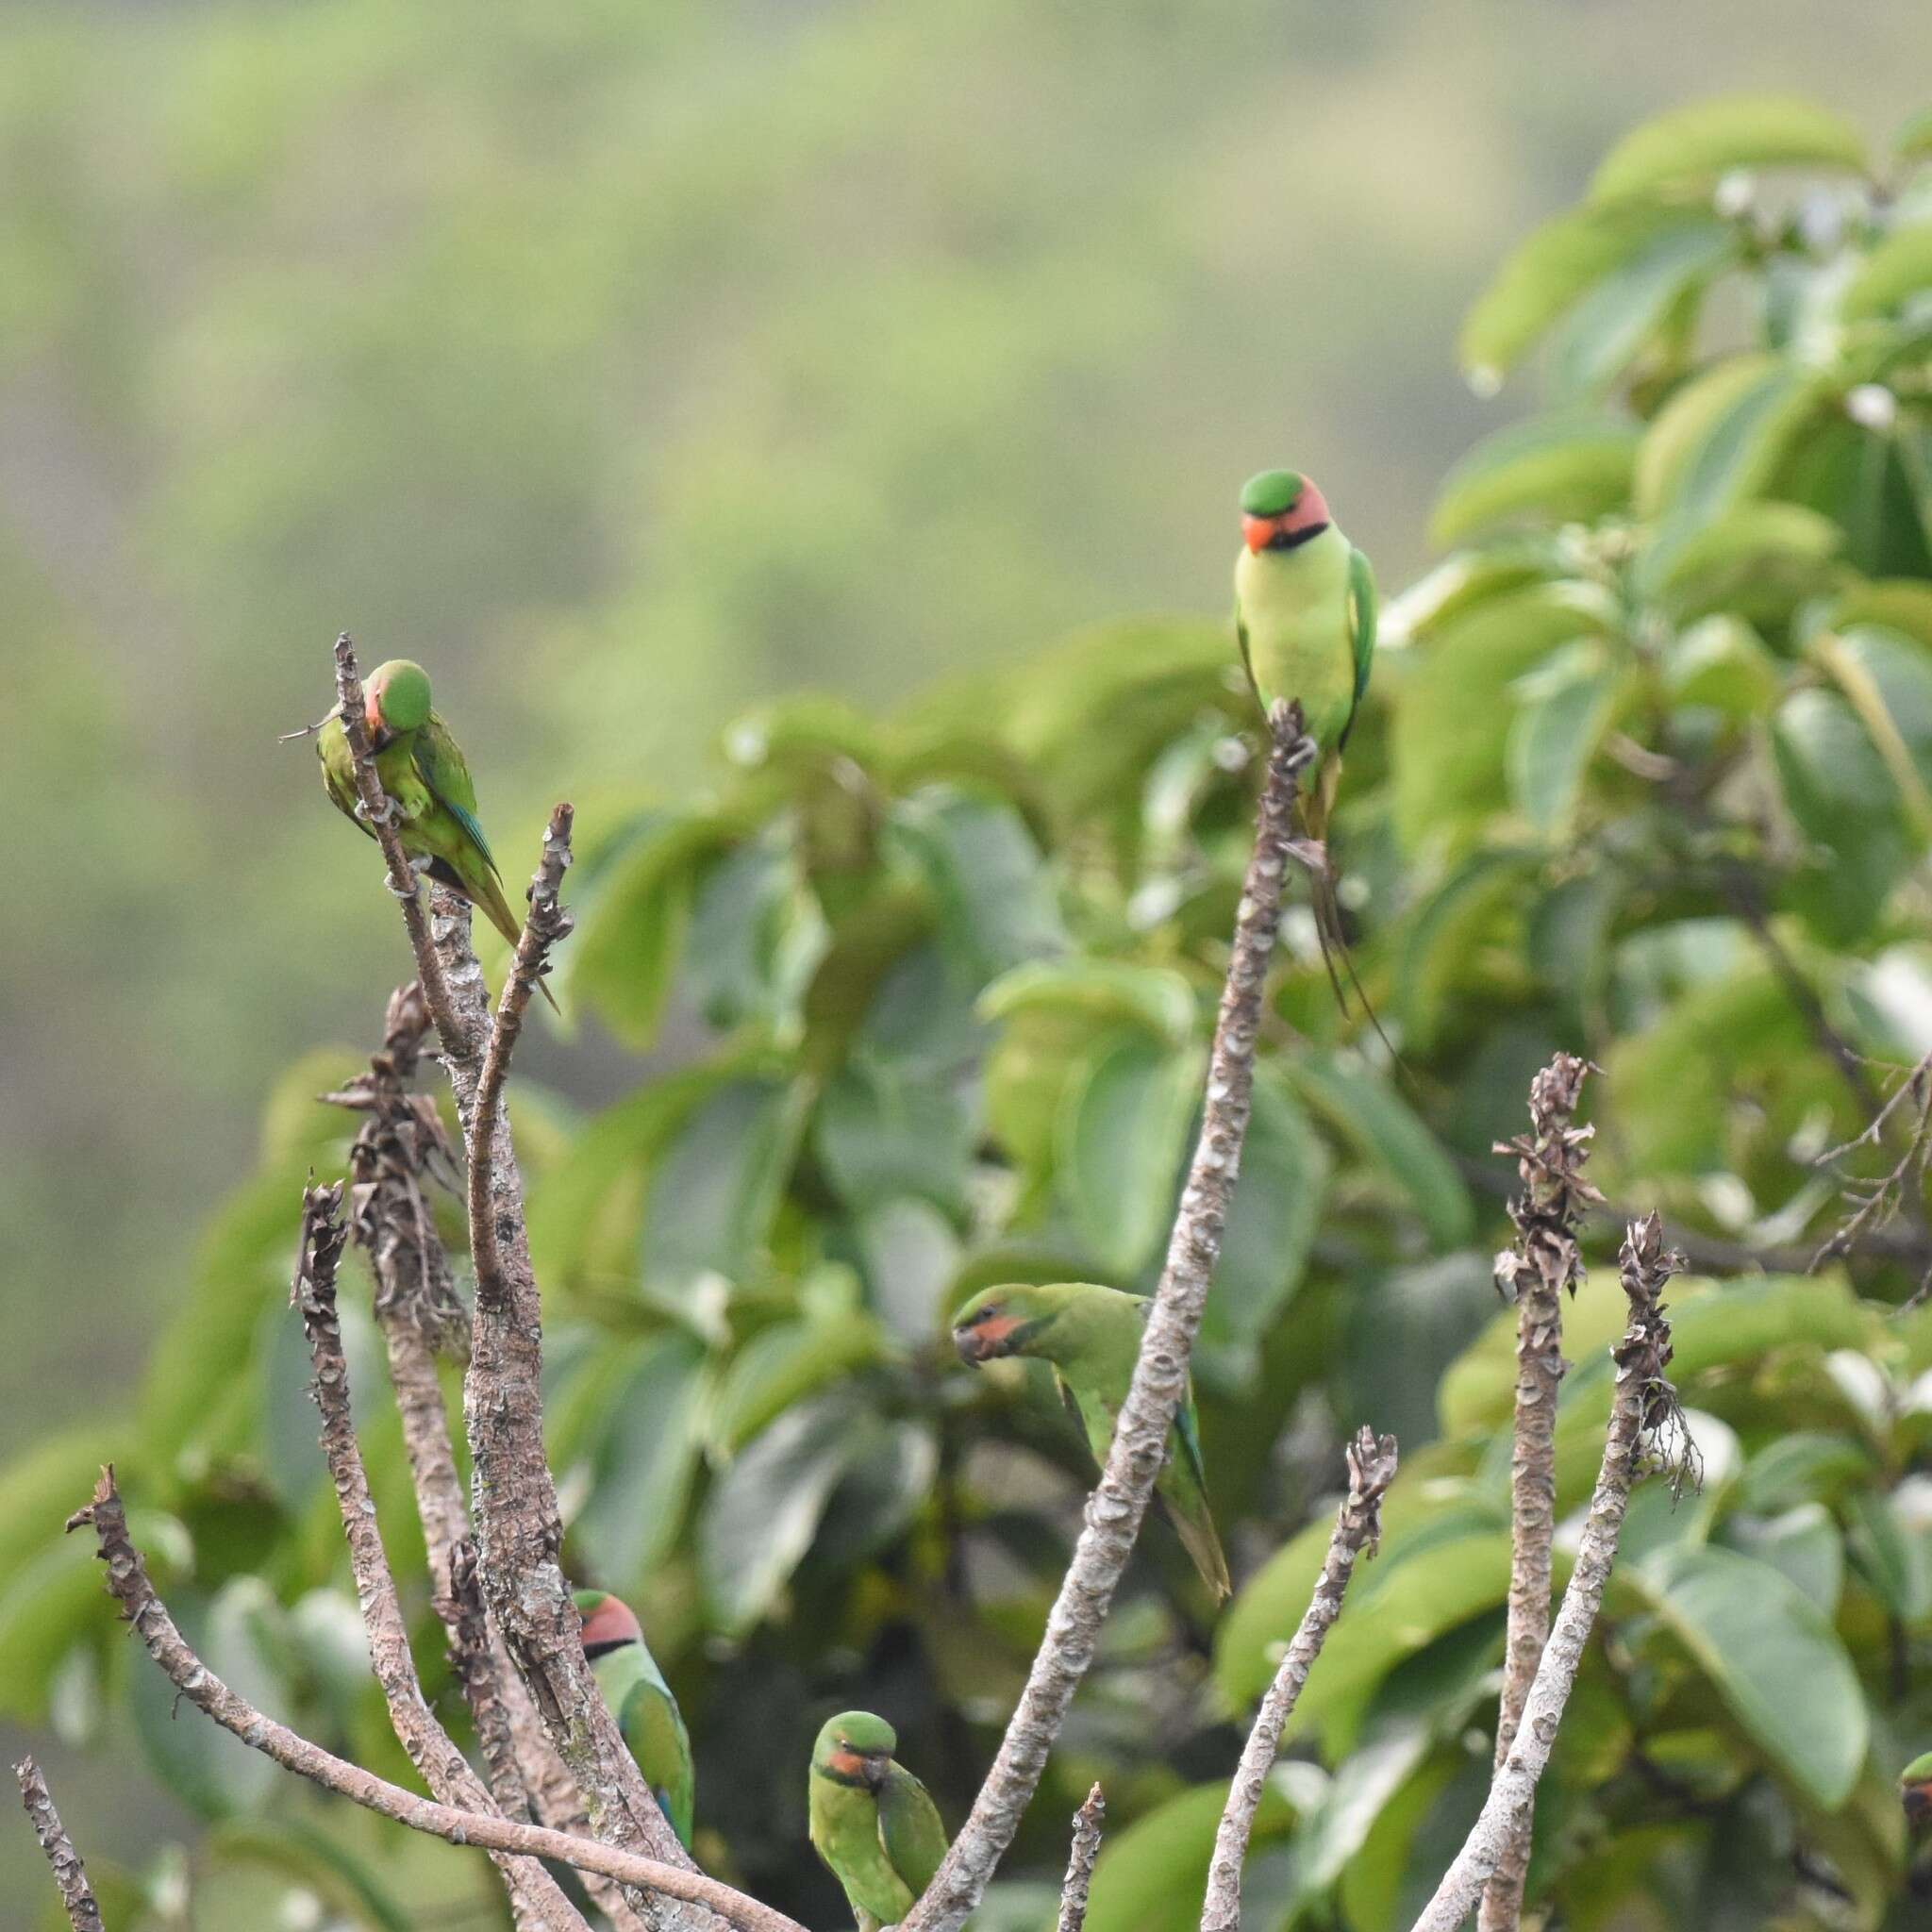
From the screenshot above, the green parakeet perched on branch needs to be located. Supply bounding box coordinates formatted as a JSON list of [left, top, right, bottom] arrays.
[[952, 1281, 1230, 1600], [808, 1710, 949, 1932], [1903, 1749, 1932, 1827], [316, 658, 558, 1010], [575, 1589, 695, 1848], [1234, 469, 1380, 1023]]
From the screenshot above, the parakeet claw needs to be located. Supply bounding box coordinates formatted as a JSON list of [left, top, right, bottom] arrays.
[[354, 794, 400, 828]]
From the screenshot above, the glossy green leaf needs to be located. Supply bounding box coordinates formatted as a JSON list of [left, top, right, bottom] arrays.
[[1631, 1542, 1867, 1808], [1662, 614, 1783, 717], [1739, 1431, 1877, 1512], [1548, 221, 1735, 396], [1083, 1779, 1295, 1932], [1056, 1033, 1201, 1278], [1718, 1504, 1843, 1617], [1428, 412, 1638, 546], [1842, 1487, 1932, 1623], [977, 957, 1198, 1046], [1506, 661, 1620, 836], [683, 831, 829, 1039], [1589, 94, 1867, 205], [1840, 218, 1932, 322], [814, 1057, 972, 1215], [707, 1314, 886, 1460], [1396, 849, 1541, 1050], [1646, 500, 1841, 623]]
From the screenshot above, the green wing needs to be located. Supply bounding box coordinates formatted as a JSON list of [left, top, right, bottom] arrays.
[[1234, 600, 1259, 707], [621, 1677, 696, 1848], [877, 1764, 948, 1899], [1172, 1385, 1210, 1500], [1343, 546, 1377, 740], [412, 715, 499, 875]]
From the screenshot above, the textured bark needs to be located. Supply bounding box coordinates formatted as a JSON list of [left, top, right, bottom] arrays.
[[1200, 1429, 1396, 1932], [67, 1471, 804, 1932], [291, 1184, 587, 1932], [1480, 1054, 1600, 1932], [1057, 1786, 1106, 1932], [901, 704, 1316, 1932], [1407, 1217, 1685, 1932], [13, 1757, 104, 1932]]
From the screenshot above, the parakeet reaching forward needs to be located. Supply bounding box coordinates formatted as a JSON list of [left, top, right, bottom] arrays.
[[1234, 469, 1379, 1021], [952, 1281, 1230, 1600], [808, 1711, 949, 1932], [316, 658, 557, 1010], [575, 1590, 695, 1848]]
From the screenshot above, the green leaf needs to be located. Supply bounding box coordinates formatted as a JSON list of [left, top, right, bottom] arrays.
[[1773, 686, 1912, 863], [977, 957, 1197, 1046], [855, 1199, 961, 1348], [1547, 221, 1736, 397], [1506, 661, 1621, 837], [1662, 614, 1783, 718], [1589, 94, 1867, 205], [808, 1416, 937, 1571], [1056, 1033, 1201, 1278], [1428, 412, 1638, 546], [574, 1332, 709, 1589], [707, 1313, 887, 1461], [1832, 624, 1932, 799], [1198, 1069, 1328, 1383], [1084, 1780, 1295, 1932], [203, 1817, 419, 1932], [1718, 1504, 1843, 1616], [1670, 363, 1826, 523], [814, 1058, 972, 1215], [1897, 107, 1932, 164], [682, 831, 829, 1040], [1840, 218, 1932, 322], [1842, 1488, 1932, 1623], [1294, 1719, 1436, 1900], [1633, 353, 1781, 517], [888, 786, 1066, 985], [1396, 849, 1541, 1050], [1646, 500, 1842, 624], [639, 1074, 809, 1293], [700, 1392, 862, 1635], [1280, 1050, 1474, 1249], [1739, 1431, 1877, 1512], [1631, 1542, 1867, 1808]]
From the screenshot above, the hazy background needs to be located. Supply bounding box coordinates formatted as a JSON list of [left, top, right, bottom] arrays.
[[1, 10, 1926, 1886]]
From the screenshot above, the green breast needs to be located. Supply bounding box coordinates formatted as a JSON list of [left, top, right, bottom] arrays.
[[1235, 525, 1357, 748]]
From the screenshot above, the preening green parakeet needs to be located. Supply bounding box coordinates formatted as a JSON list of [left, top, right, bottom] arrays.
[[808, 1711, 949, 1932], [1233, 470, 1381, 1026], [575, 1589, 695, 1848], [952, 1281, 1230, 1600], [316, 658, 558, 1010], [1903, 1749, 1932, 1827]]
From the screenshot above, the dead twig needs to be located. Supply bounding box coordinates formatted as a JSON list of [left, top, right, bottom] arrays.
[[1407, 1216, 1688, 1932], [1200, 1428, 1396, 1932], [1057, 1786, 1107, 1932], [1481, 1054, 1600, 1932], [66, 1469, 801, 1932], [902, 702, 1316, 1932], [14, 1756, 105, 1932]]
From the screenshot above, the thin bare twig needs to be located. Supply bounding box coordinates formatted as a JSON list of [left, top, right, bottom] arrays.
[[1407, 1217, 1687, 1932], [1481, 1054, 1600, 1932], [1058, 1786, 1106, 1932], [903, 703, 1316, 1932], [1200, 1428, 1396, 1932], [332, 636, 475, 1063], [14, 1757, 104, 1932], [291, 1184, 587, 1932], [66, 1470, 802, 1932]]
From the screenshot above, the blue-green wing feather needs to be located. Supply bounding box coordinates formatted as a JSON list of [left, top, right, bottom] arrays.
[[1344, 546, 1377, 731], [412, 717, 499, 875], [877, 1765, 948, 1898]]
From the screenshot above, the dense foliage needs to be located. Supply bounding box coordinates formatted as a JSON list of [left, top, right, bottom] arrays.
[[6, 93, 1932, 1932]]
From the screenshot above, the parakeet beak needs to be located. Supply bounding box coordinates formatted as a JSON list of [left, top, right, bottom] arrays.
[[860, 1750, 892, 1792], [952, 1308, 1023, 1365], [1241, 513, 1280, 555]]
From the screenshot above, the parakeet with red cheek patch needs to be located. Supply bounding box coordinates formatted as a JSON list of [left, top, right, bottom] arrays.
[[574, 1589, 694, 1848], [951, 1281, 1229, 1600], [1903, 1748, 1932, 1829], [808, 1710, 948, 1932]]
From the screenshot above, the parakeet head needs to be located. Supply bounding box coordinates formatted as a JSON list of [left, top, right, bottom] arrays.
[[951, 1282, 1083, 1365], [813, 1710, 898, 1790], [1903, 1749, 1932, 1826], [365, 659, 433, 742], [574, 1589, 642, 1659], [1240, 469, 1331, 555]]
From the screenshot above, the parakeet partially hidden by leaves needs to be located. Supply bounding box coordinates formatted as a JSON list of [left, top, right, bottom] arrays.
[[575, 1589, 695, 1848], [316, 658, 558, 1010], [808, 1710, 949, 1932], [1903, 1749, 1932, 1827], [952, 1281, 1230, 1600], [1233, 469, 1380, 1026]]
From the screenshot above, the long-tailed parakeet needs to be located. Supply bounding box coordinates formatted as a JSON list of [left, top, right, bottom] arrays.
[[808, 1710, 948, 1932], [317, 658, 557, 1009], [952, 1281, 1230, 1600], [1233, 469, 1378, 1014], [575, 1589, 695, 1848], [1903, 1749, 1932, 1827]]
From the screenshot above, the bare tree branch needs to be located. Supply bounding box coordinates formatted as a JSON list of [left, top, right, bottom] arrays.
[[1057, 1786, 1106, 1932], [14, 1756, 104, 1932], [1407, 1216, 1687, 1932], [66, 1470, 803, 1932], [1200, 1428, 1396, 1932], [291, 1183, 588, 1932], [1480, 1054, 1600, 1932], [903, 702, 1316, 1932], [332, 636, 475, 1063]]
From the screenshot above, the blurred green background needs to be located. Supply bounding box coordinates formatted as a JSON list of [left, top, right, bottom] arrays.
[[3, 0, 1929, 1916]]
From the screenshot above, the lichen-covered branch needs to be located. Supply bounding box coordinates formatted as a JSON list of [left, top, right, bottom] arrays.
[[1407, 1216, 1686, 1932], [1057, 1786, 1106, 1932], [332, 636, 475, 1062], [1480, 1054, 1600, 1932], [291, 1185, 588, 1932], [428, 825, 693, 1882], [66, 1470, 802, 1932], [13, 1757, 104, 1932], [1200, 1427, 1396, 1932], [902, 702, 1316, 1932]]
